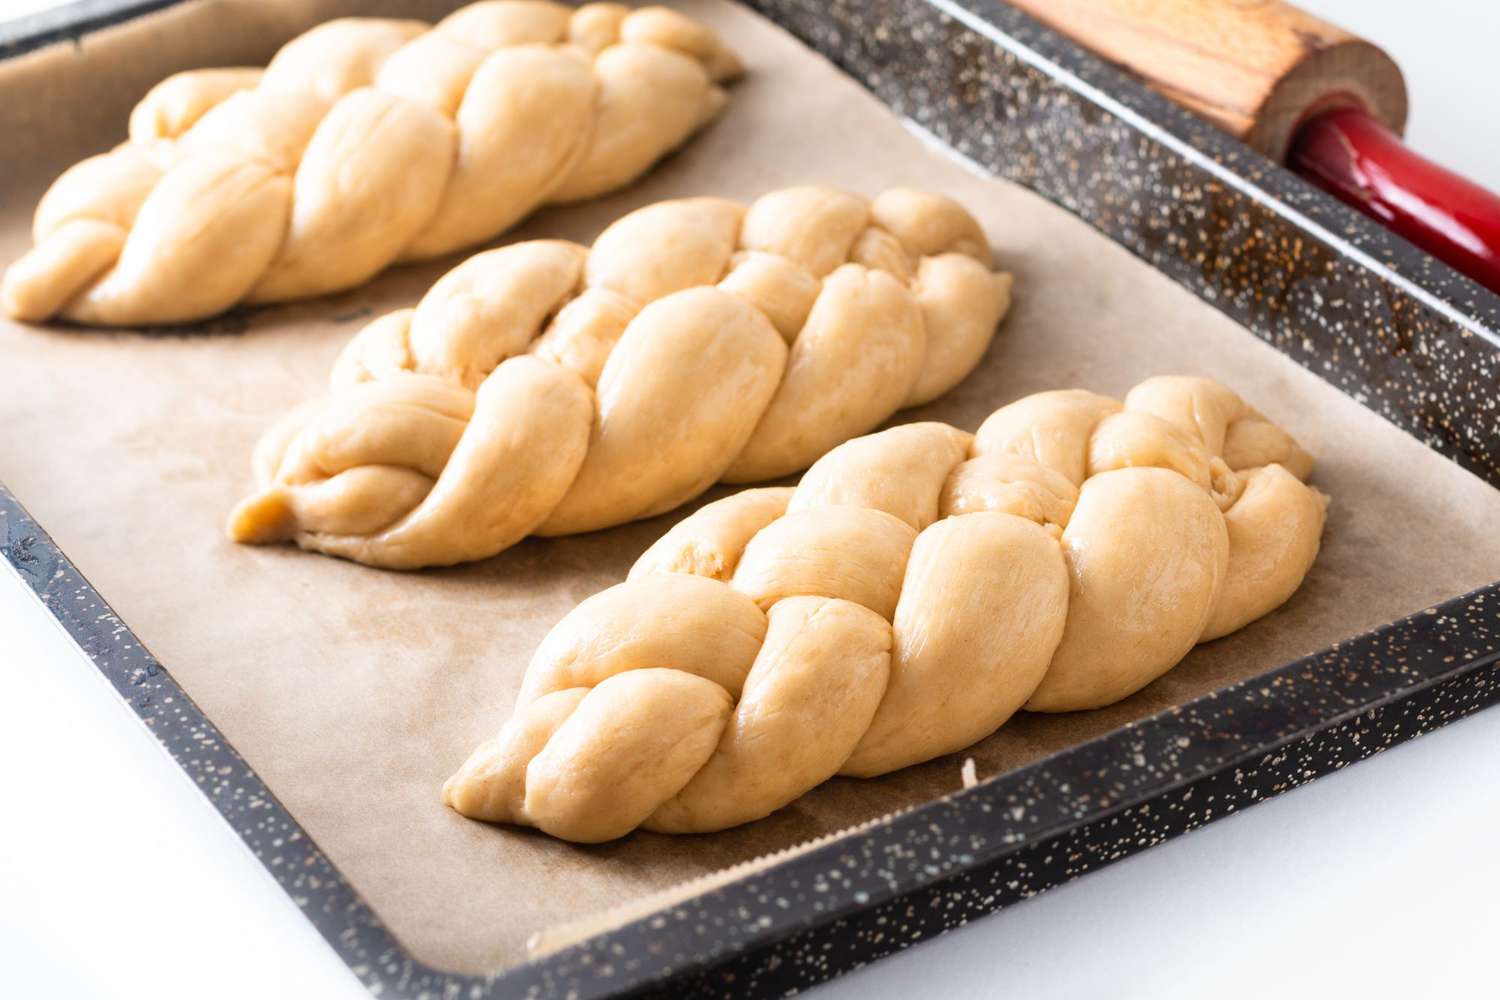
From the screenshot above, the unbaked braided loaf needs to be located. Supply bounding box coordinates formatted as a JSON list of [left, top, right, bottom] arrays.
[[1, 2, 740, 326], [443, 375, 1328, 842], [228, 185, 1014, 568]]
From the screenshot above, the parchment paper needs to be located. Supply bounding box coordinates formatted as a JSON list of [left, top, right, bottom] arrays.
[[3, 0, 1499, 977]]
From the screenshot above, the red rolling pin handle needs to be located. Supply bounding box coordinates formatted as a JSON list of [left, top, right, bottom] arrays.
[[1000, 0, 1500, 295], [1291, 110, 1500, 293]]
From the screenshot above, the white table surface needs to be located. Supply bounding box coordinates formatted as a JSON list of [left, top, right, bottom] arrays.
[[3, 1, 1499, 997]]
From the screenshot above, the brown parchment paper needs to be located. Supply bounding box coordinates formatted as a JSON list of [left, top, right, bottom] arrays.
[[3, 0, 1500, 977]]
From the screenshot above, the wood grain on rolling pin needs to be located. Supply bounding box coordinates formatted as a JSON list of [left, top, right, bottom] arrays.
[[1006, 0, 1408, 161]]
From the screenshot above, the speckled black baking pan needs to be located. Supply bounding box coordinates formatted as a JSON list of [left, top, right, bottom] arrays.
[[4, 0, 1500, 997]]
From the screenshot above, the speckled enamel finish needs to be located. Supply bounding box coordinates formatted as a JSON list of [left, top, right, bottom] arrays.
[[0, 0, 181, 59], [4, 0, 1500, 998]]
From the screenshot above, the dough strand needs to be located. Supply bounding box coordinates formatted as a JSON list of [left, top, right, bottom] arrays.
[[228, 185, 1015, 568], [444, 375, 1328, 842], [2, 2, 742, 326]]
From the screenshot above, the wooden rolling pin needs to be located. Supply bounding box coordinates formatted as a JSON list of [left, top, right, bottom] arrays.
[[1008, 0, 1500, 293]]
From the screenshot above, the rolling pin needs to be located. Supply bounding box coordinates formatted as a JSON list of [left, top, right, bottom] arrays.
[[1005, 0, 1500, 293]]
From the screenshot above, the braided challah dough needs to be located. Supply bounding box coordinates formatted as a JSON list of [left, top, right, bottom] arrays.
[[227, 185, 1014, 568], [1, 2, 740, 326], [443, 375, 1328, 842]]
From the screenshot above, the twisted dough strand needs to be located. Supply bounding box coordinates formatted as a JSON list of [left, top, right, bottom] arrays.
[[2, 2, 740, 326], [444, 376, 1328, 842], [228, 185, 1014, 568]]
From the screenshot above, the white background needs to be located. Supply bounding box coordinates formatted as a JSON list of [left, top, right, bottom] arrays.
[[3, 1, 1499, 997]]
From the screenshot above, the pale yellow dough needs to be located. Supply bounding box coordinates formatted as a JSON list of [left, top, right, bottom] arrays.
[[229, 185, 1015, 568], [1, 2, 742, 326], [444, 375, 1329, 842]]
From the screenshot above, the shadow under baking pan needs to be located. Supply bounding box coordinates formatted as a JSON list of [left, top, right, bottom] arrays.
[[2, 0, 1499, 997]]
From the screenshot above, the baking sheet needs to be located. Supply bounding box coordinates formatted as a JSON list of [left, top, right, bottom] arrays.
[[3, 0, 1500, 977]]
